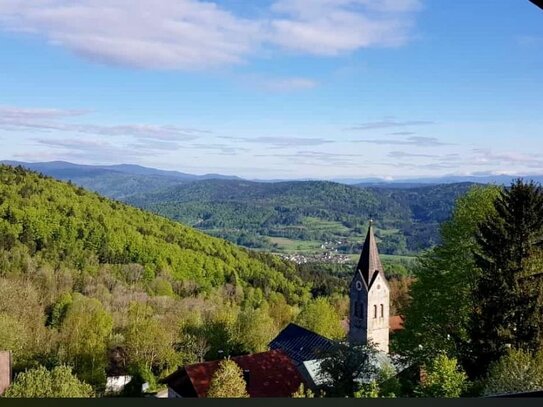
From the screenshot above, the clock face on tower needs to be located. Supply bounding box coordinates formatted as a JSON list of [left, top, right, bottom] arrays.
[[355, 280, 363, 291]]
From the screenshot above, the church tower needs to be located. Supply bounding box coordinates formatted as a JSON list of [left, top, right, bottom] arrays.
[[348, 221, 390, 354]]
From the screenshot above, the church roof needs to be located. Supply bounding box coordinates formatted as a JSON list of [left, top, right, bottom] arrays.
[[269, 323, 336, 363], [354, 221, 387, 289]]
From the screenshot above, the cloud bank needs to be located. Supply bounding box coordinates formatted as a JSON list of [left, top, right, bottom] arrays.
[[0, 0, 422, 70]]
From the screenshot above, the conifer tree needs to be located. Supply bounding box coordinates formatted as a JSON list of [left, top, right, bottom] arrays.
[[471, 179, 543, 376], [206, 359, 249, 398]]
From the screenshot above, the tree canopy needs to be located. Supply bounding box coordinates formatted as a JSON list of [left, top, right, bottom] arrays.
[[2, 365, 94, 398], [471, 179, 543, 375], [395, 185, 500, 364]]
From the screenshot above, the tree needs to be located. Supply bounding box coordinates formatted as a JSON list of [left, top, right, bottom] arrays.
[[395, 185, 500, 365], [234, 305, 276, 353], [124, 302, 179, 375], [206, 359, 249, 398], [377, 362, 402, 397], [317, 342, 379, 397], [0, 278, 50, 370], [2, 365, 94, 398], [58, 294, 113, 386], [416, 354, 467, 398], [471, 180, 543, 375], [295, 297, 345, 340], [291, 383, 315, 398], [354, 381, 380, 398], [482, 348, 543, 396]]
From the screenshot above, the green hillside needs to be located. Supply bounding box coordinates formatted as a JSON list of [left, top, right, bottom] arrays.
[[0, 165, 308, 302], [0, 165, 326, 394], [127, 179, 474, 255]]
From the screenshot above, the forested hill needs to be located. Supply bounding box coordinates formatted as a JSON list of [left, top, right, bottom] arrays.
[[0, 161, 242, 199], [126, 179, 475, 255], [0, 165, 309, 302]]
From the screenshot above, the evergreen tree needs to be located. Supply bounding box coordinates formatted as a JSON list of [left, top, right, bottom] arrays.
[[470, 179, 543, 376], [206, 359, 249, 398]]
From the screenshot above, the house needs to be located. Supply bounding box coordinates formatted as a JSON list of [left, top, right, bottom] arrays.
[[269, 322, 337, 389], [269, 323, 336, 364], [161, 349, 308, 398], [104, 347, 132, 395]]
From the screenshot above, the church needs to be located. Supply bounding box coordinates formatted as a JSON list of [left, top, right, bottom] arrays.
[[163, 222, 401, 397]]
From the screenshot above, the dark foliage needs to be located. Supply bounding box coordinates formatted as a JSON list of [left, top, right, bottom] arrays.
[[470, 179, 543, 377]]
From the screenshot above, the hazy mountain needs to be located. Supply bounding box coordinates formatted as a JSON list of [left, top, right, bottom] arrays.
[[349, 174, 543, 187], [0, 161, 243, 199]]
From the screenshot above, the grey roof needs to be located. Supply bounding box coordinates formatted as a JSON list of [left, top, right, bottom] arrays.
[[354, 222, 388, 289], [269, 323, 336, 363]]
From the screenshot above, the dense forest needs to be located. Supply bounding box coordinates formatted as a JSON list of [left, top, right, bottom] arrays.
[[126, 179, 474, 255], [2, 161, 474, 256], [0, 165, 348, 396]]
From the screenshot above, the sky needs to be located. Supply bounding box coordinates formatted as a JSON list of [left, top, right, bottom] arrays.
[[1, 0, 543, 180]]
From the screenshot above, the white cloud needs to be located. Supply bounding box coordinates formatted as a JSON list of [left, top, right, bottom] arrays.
[[0, 0, 262, 69], [0, 106, 205, 141], [269, 0, 421, 55], [353, 135, 450, 147], [0, 0, 422, 70]]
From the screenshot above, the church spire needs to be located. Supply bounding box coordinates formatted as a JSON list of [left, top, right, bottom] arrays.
[[349, 220, 390, 353], [356, 220, 384, 288]]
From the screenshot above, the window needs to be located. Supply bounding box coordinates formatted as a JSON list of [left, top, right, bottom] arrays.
[[354, 301, 359, 317], [380, 304, 384, 318], [373, 304, 377, 319], [359, 303, 364, 319]]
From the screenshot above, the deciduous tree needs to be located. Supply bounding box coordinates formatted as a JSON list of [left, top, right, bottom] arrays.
[[295, 297, 344, 340], [416, 354, 467, 398], [3, 365, 94, 398], [482, 348, 543, 396]]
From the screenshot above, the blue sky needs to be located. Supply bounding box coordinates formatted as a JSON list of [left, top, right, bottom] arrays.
[[1, 0, 542, 179]]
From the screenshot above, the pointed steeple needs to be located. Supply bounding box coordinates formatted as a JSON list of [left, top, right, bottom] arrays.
[[355, 220, 384, 288]]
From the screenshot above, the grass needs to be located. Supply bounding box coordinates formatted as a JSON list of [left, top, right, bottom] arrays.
[[267, 236, 324, 253]]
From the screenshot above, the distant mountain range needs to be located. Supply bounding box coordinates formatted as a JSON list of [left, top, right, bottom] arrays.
[[1, 160, 242, 199], [2, 160, 542, 189], [0, 160, 479, 255], [2, 160, 540, 256]]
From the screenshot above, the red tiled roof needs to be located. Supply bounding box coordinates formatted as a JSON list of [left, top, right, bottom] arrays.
[[390, 315, 404, 332], [165, 350, 308, 398]]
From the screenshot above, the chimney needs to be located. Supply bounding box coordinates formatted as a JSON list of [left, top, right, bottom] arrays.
[[0, 351, 12, 396], [243, 369, 250, 387]]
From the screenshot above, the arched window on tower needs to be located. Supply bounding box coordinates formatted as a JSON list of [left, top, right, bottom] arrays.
[[354, 301, 359, 317], [380, 304, 384, 318], [359, 303, 364, 319], [373, 304, 377, 319]]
